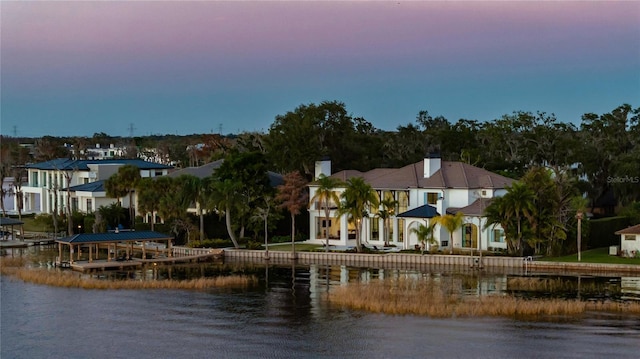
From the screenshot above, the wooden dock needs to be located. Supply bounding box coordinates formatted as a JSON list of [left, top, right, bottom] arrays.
[[59, 250, 224, 272]]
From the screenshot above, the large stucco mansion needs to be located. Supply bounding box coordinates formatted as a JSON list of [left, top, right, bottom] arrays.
[[307, 155, 514, 252]]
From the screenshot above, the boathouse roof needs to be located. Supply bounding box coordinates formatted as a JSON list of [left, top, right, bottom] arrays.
[[56, 230, 173, 244]]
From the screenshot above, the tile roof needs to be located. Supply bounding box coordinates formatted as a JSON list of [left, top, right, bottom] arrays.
[[447, 198, 494, 216], [26, 158, 173, 171], [329, 160, 514, 190], [56, 230, 173, 244], [615, 224, 640, 235]]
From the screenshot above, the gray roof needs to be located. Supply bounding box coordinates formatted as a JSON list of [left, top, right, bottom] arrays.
[[26, 158, 173, 171], [167, 160, 224, 178], [56, 230, 173, 244], [167, 160, 284, 187]]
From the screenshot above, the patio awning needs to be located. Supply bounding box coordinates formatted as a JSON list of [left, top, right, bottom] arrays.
[[396, 204, 440, 218]]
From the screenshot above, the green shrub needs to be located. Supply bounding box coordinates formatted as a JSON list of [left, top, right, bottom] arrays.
[[188, 238, 233, 248]]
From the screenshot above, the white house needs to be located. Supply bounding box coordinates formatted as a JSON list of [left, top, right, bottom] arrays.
[[18, 158, 172, 215], [615, 224, 640, 257], [308, 154, 514, 252]]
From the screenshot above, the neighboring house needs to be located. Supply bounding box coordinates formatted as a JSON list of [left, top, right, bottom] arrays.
[[615, 224, 640, 257], [1, 176, 16, 213], [67, 143, 127, 160], [19, 158, 173, 215], [308, 154, 514, 251]]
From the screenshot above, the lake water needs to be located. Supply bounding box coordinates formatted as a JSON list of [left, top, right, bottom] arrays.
[[1, 247, 640, 358]]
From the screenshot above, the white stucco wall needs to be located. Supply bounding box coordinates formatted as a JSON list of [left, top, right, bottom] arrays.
[[621, 234, 640, 254]]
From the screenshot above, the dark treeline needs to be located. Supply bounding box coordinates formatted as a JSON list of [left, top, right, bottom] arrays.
[[2, 101, 639, 209]]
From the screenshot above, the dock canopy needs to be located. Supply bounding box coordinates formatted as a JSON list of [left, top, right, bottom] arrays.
[[396, 204, 440, 219], [55, 230, 174, 264], [1, 217, 24, 240], [56, 230, 172, 244]]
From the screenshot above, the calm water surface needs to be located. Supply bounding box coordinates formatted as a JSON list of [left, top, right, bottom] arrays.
[[1, 248, 640, 359]]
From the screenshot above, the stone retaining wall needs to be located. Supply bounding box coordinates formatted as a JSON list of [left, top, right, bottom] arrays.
[[223, 249, 640, 274]]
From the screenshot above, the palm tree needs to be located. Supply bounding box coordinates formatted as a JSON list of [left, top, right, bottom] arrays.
[[250, 196, 276, 259], [309, 174, 342, 251], [179, 174, 209, 241], [504, 182, 535, 256], [117, 165, 141, 229], [276, 171, 309, 257], [158, 176, 194, 241], [485, 182, 535, 256], [337, 177, 379, 252], [208, 179, 242, 249], [104, 174, 128, 217], [137, 176, 172, 231], [376, 198, 398, 247], [437, 212, 464, 254], [411, 221, 437, 255]]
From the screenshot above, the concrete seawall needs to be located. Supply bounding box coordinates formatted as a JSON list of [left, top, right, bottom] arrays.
[[223, 249, 640, 275]]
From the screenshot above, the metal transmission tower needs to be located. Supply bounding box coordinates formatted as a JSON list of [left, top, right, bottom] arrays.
[[127, 123, 136, 137]]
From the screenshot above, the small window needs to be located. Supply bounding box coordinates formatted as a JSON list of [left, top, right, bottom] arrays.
[[426, 192, 439, 205], [625, 235, 636, 241]]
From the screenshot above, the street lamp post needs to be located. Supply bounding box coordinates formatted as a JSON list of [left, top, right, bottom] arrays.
[[576, 211, 583, 262]]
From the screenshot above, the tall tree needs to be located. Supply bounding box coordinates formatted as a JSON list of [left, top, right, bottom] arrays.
[[266, 101, 376, 176], [485, 182, 535, 256], [209, 151, 273, 248], [137, 176, 171, 231], [179, 174, 209, 240], [158, 176, 194, 242], [209, 179, 242, 248], [118, 165, 141, 229], [276, 171, 309, 256], [309, 174, 342, 251], [337, 177, 379, 252], [250, 196, 279, 258]]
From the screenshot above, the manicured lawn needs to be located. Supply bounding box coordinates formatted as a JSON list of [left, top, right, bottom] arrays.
[[5, 216, 50, 232], [541, 247, 640, 265], [265, 243, 323, 252]]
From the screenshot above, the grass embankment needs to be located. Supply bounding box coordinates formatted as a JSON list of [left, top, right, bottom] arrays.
[[328, 278, 640, 318], [542, 247, 640, 265], [0, 257, 256, 290]]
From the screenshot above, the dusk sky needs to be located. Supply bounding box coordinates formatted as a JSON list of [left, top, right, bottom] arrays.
[[1, 1, 639, 138]]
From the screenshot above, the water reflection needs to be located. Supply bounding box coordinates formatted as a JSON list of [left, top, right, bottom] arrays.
[[3, 246, 640, 359], [4, 245, 640, 302]]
